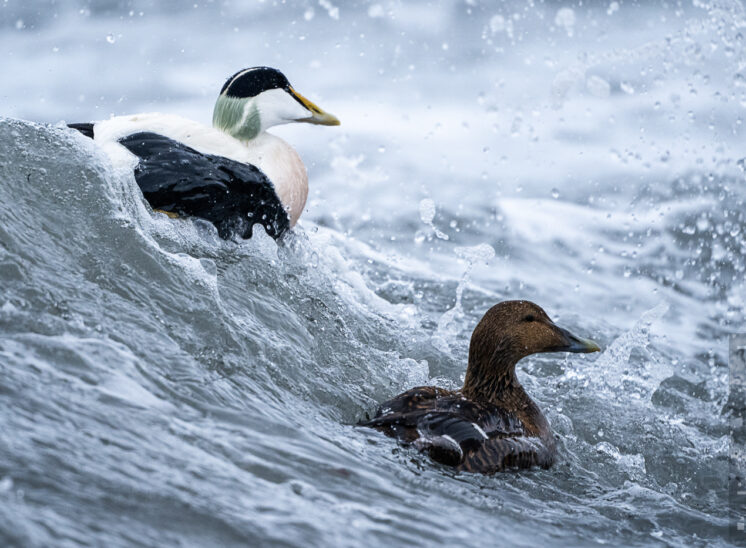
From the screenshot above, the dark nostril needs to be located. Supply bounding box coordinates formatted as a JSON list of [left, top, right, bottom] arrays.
[[523, 314, 536, 322]]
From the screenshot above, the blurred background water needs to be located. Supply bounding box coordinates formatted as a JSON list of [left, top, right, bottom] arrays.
[[1, 0, 745, 546]]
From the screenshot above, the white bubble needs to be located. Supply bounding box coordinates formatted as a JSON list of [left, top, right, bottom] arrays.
[[489, 14, 506, 34], [367, 4, 384, 18], [106, 33, 116, 44], [554, 7, 575, 37]]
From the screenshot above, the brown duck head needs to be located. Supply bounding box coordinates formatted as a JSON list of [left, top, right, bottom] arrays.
[[463, 300, 600, 401]]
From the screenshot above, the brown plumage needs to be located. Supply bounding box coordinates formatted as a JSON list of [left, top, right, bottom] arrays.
[[360, 300, 600, 474]]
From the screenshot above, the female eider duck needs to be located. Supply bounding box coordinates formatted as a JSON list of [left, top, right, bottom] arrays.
[[68, 67, 339, 240], [360, 300, 601, 474]]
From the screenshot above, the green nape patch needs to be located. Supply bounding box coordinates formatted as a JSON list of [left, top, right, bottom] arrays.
[[212, 95, 260, 141]]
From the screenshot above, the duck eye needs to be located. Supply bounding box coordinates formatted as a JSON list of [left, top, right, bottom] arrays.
[[523, 314, 536, 322]]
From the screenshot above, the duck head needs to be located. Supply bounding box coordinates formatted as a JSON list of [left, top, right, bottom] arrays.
[[463, 300, 600, 399], [213, 66, 340, 142]]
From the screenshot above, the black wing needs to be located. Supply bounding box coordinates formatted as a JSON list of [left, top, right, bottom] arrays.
[[119, 132, 290, 240]]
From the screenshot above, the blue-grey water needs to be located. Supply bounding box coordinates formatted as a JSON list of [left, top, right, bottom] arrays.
[[1, 1, 745, 546]]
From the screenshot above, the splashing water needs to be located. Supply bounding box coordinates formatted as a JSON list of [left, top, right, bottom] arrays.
[[0, 1, 744, 546], [433, 243, 496, 352], [417, 198, 450, 242], [566, 302, 672, 399]]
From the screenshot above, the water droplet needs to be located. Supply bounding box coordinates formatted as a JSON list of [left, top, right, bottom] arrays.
[[419, 199, 436, 224], [106, 33, 116, 44], [367, 4, 384, 18], [418, 199, 449, 240], [554, 7, 575, 37], [489, 14, 506, 34], [551, 188, 560, 199], [318, 0, 339, 20]]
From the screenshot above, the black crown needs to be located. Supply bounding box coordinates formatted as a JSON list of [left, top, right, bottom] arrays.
[[220, 67, 291, 99]]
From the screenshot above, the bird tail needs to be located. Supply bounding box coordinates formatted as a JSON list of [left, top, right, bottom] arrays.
[[67, 123, 95, 139]]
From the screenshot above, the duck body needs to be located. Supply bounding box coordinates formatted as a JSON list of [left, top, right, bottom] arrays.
[[71, 114, 303, 238], [360, 300, 601, 475], [362, 386, 555, 473], [68, 67, 339, 240]]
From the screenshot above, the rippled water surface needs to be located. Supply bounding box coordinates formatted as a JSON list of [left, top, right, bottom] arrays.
[[1, 1, 745, 546]]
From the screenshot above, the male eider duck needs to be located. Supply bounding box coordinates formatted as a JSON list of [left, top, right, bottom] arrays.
[[360, 300, 601, 474], [69, 67, 339, 239]]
